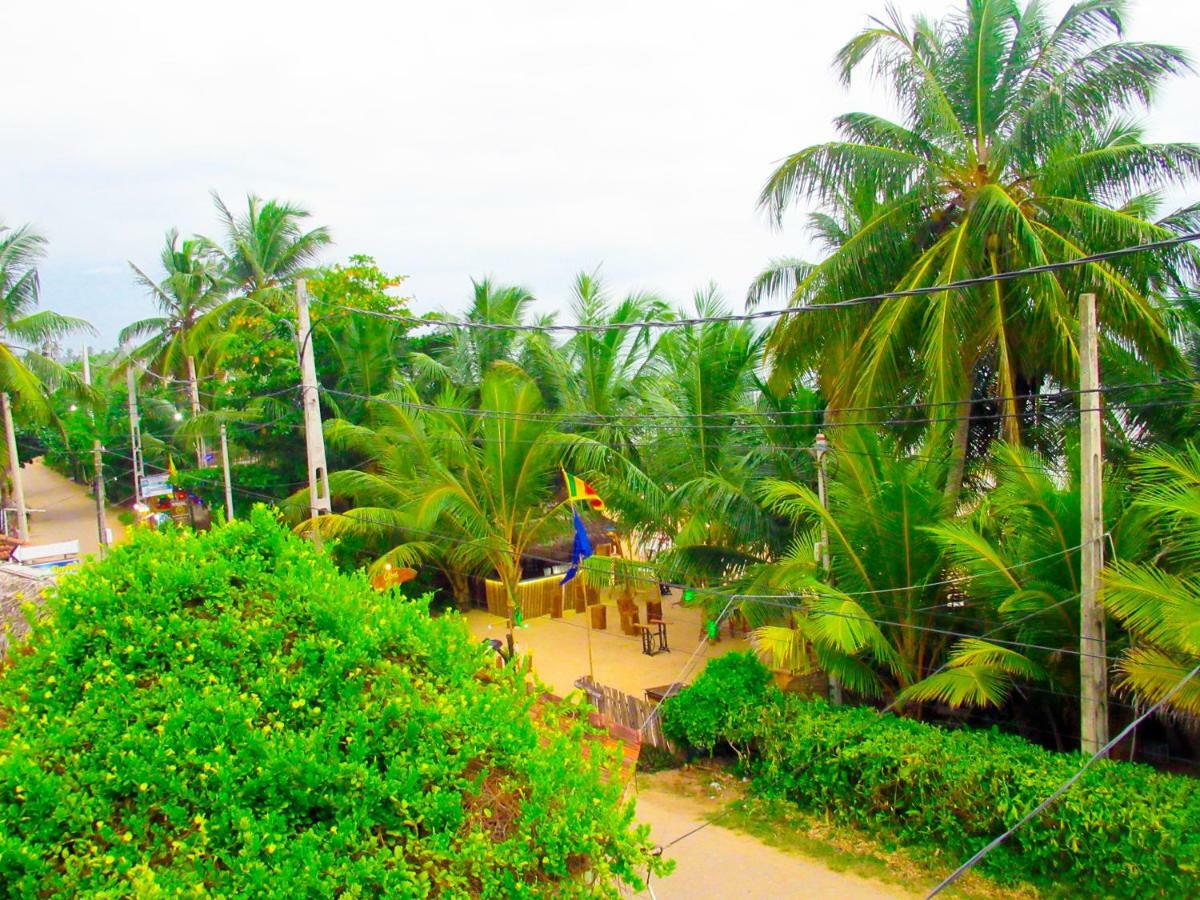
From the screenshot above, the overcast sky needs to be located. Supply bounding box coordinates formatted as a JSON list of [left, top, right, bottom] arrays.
[[5, 0, 1198, 347]]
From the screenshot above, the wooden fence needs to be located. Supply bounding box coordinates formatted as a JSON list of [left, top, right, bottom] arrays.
[[574, 675, 673, 752], [483, 575, 595, 619]]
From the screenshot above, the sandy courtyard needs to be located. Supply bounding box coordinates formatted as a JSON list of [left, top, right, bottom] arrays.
[[464, 592, 751, 699]]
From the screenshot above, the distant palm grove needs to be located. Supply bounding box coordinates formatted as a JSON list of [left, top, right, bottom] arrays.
[[5, 0, 1200, 768]]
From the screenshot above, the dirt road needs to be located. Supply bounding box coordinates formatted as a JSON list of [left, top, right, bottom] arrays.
[[633, 778, 914, 899], [19, 458, 126, 556]]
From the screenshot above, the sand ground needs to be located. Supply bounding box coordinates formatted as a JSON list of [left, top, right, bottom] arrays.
[[464, 594, 751, 698], [632, 772, 915, 899], [17, 458, 127, 557]]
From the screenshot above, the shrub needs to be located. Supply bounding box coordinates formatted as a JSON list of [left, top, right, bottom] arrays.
[[660, 652, 772, 756], [666, 659, 1200, 894], [0, 509, 664, 897]]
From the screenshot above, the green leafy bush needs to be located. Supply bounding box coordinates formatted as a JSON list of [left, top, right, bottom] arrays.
[[666, 660, 1200, 894], [660, 652, 772, 756], [0, 509, 663, 896]]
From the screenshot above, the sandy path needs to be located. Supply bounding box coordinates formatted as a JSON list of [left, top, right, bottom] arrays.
[[632, 782, 915, 899], [19, 458, 126, 557]]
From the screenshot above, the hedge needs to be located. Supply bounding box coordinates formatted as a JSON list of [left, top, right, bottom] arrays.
[[0, 509, 664, 897], [663, 653, 1200, 895]]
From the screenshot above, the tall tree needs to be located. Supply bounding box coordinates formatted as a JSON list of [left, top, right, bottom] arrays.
[[0, 222, 91, 423], [757, 0, 1200, 495], [202, 192, 332, 298], [123, 230, 231, 466]]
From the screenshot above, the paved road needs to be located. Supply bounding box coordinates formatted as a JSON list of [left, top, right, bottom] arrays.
[[632, 782, 914, 899], [19, 458, 126, 556]]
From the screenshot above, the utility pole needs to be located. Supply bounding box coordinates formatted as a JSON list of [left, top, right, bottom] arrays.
[[1079, 292, 1108, 755], [296, 279, 331, 547], [186, 355, 207, 468], [83, 347, 109, 556], [814, 432, 843, 705], [126, 365, 144, 504], [1, 392, 29, 541], [219, 424, 234, 524]]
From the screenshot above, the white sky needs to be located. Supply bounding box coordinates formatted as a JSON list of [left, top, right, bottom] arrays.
[[5, 0, 1199, 347]]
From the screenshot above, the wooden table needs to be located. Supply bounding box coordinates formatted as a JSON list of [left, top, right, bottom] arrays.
[[638, 619, 670, 656]]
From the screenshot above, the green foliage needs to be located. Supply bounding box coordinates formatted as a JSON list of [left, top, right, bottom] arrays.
[[1105, 442, 1200, 714], [666, 660, 1200, 894], [0, 509, 663, 896], [661, 652, 772, 756], [170, 463, 299, 516], [758, 0, 1200, 482]]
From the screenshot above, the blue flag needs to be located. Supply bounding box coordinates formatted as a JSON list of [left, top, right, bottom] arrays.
[[560, 508, 594, 585]]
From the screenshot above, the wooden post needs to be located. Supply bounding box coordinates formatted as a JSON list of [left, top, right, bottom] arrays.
[[83, 347, 109, 556], [219, 423, 234, 523], [126, 365, 144, 503], [1, 392, 29, 541], [186, 355, 207, 469], [815, 432, 843, 705], [295, 279, 331, 547], [1079, 292, 1109, 755]]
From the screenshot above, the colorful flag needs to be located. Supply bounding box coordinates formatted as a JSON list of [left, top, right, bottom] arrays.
[[562, 470, 605, 511], [167, 456, 178, 481], [560, 508, 594, 585]]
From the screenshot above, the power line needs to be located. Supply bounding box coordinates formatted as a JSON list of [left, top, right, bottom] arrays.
[[336, 232, 1200, 334], [319, 375, 1200, 424], [316, 384, 1200, 434], [926, 661, 1200, 898]]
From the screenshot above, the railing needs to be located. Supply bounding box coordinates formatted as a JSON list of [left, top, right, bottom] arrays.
[[574, 675, 673, 752]]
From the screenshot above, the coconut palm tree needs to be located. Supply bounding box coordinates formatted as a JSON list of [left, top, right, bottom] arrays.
[[0, 222, 91, 422], [746, 429, 953, 700], [758, 0, 1200, 496], [313, 367, 578, 654], [410, 278, 541, 392], [549, 271, 671, 459], [1105, 443, 1200, 715], [202, 192, 332, 299], [123, 229, 230, 466]]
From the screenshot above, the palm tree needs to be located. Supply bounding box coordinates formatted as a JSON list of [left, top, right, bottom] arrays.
[[313, 367, 577, 654], [123, 229, 230, 466], [758, 0, 1200, 496], [410, 278, 539, 391], [747, 429, 953, 701], [202, 192, 332, 299], [1105, 444, 1200, 715], [551, 271, 670, 459], [0, 222, 91, 422]]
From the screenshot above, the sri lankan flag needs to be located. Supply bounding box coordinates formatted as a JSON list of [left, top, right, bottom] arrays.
[[563, 470, 605, 511]]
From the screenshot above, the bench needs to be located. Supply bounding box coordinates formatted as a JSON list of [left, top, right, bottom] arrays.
[[14, 540, 81, 566]]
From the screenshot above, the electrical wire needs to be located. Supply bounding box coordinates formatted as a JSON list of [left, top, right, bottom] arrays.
[[926, 661, 1200, 898], [316, 385, 1200, 434], [335, 232, 1200, 334], [323, 375, 1200, 424]]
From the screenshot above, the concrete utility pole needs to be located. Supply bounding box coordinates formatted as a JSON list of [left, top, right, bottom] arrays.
[[296, 279, 331, 547], [219, 424, 234, 524], [1, 392, 29, 540], [126, 365, 144, 504], [83, 347, 109, 556], [186, 355, 207, 468], [814, 432, 843, 705], [1079, 292, 1109, 755]]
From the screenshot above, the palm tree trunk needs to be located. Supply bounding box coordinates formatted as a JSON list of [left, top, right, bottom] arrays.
[[943, 402, 971, 504], [186, 356, 207, 469]]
